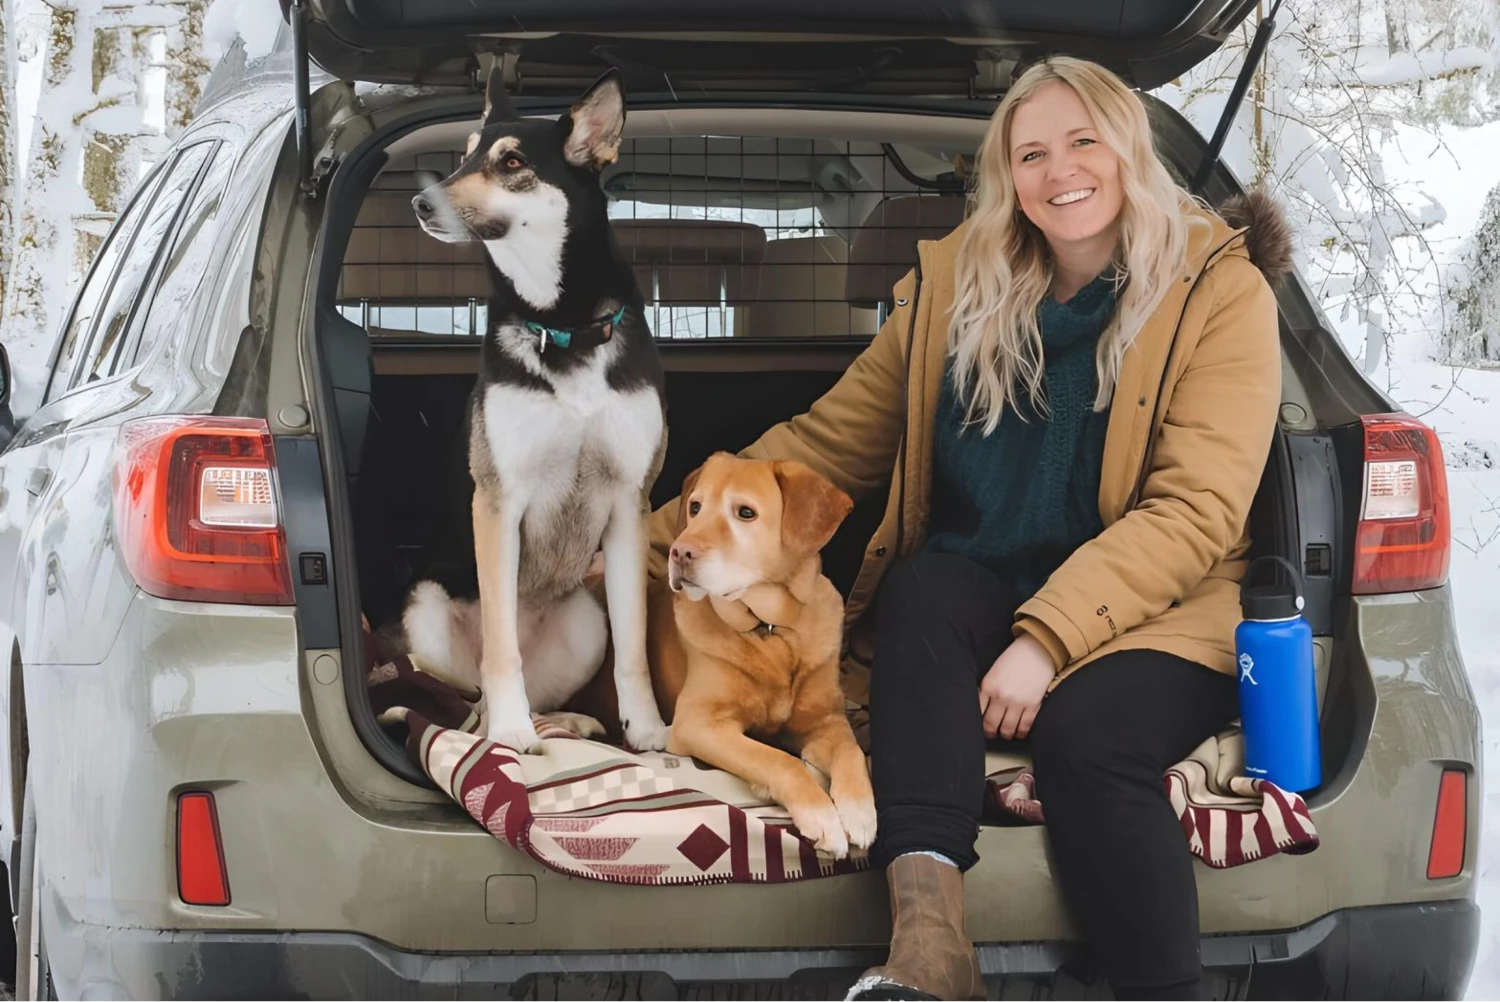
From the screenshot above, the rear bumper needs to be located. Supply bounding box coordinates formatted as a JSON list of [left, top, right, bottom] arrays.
[[64, 900, 1478, 1000]]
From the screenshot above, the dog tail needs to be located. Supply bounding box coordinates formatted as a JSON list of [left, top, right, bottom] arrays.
[[402, 580, 481, 690]]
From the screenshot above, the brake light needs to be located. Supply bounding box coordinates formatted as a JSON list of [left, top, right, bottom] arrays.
[[1352, 413, 1450, 594], [1426, 770, 1466, 879], [113, 416, 294, 605], [176, 791, 231, 906]]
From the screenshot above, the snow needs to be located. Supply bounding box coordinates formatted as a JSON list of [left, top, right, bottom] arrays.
[[13, 15, 41, 178], [202, 0, 282, 64], [1357, 47, 1493, 86]]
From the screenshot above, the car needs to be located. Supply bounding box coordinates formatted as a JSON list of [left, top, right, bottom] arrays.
[[0, 1, 1480, 997]]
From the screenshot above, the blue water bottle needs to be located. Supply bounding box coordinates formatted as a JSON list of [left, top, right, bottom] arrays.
[[1235, 555, 1321, 793]]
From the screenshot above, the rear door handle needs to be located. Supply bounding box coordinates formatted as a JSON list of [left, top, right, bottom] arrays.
[[26, 467, 50, 496]]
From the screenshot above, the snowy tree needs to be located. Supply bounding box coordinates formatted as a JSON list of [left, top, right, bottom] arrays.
[[0, 0, 209, 416], [0, 1, 14, 314], [1448, 184, 1500, 363], [1163, 0, 1496, 378]]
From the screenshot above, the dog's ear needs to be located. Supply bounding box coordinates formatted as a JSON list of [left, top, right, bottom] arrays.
[[774, 461, 853, 555], [674, 462, 705, 536], [562, 69, 626, 169], [481, 62, 516, 127]]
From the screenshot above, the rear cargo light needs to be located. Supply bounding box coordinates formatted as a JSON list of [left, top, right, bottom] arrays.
[[176, 792, 230, 906], [113, 416, 294, 605], [1352, 413, 1450, 594], [1426, 769, 1467, 879]]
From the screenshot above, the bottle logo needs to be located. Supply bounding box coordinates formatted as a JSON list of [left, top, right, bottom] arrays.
[[1238, 652, 1257, 685]]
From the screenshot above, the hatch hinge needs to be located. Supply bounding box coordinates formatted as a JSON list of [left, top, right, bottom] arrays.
[[290, 0, 315, 195], [972, 49, 1021, 99], [1192, 0, 1284, 191], [306, 135, 343, 200], [474, 50, 521, 94]]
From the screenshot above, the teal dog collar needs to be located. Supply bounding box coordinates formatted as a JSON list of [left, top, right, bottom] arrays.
[[524, 304, 627, 353]]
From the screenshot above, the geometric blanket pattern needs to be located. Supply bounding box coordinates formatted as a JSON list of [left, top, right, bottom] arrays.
[[369, 643, 1316, 882], [370, 652, 868, 885], [402, 709, 870, 885], [988, 725, 1321, 869]]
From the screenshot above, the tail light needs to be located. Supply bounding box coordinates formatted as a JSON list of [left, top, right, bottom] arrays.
[[1426, 769, 1467, 879], [113, 416, 294, 605], [177, 791, 231, 905], [1352, 413, 1450, 594]]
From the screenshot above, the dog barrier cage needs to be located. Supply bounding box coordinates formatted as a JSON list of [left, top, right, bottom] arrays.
[[338, 136, 974, 342]]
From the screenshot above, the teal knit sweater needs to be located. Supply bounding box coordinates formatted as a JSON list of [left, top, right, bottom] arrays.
[[925, 275, 1119, 602]]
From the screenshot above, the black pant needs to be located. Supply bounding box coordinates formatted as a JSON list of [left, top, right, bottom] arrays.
[[869, 552, 1239, 999]]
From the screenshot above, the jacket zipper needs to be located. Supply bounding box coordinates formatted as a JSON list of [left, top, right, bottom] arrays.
[[1124, 234, 1243, 512], [892, 252, 925, 561]]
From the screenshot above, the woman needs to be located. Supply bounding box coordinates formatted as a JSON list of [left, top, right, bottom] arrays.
[[649, 56, 1290, 1001]]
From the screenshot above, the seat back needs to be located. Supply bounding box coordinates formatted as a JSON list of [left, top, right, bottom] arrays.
[[739, 235, 878, 339], [846, 194, 968, 309], [341, 191, 491, 309], [612, 218, 766, 338]]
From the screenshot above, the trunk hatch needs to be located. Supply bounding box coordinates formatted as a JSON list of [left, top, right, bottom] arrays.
[[282, 0, 1258, 92]]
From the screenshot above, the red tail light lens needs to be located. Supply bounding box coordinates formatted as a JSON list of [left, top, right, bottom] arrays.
[[1426, 770, 1467, 879], [1352, 413, 1450, 594], [113, 416, 294, 605], [177, 792, 231, 906]]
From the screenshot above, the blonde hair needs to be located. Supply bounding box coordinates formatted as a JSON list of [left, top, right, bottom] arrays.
[[949, 56, 1201, 433]]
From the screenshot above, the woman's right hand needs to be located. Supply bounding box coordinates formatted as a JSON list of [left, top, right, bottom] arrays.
[[979, 634, 1056, 740]]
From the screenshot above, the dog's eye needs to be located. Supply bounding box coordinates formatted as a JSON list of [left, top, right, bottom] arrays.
[[736, 506, 756, 521], [688, 501, 701, 516], [501, 154, 525, 171]]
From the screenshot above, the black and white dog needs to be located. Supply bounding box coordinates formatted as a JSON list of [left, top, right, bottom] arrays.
[[401, 66, 669, 753]]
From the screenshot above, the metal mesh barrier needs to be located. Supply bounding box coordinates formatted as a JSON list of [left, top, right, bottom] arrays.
[[340, 135, 972, 341]]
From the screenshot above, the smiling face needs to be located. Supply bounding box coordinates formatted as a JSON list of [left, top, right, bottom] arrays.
[[667, 454, 852, 601], [1007, 80, 1124, 259]]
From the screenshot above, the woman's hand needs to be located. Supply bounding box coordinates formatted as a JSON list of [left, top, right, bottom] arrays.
[[979, 634, 1057, 740]]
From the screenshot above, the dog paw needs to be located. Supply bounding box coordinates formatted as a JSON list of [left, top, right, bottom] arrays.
[[835, 793, 878, 851], [486, 707, 542, 753], [533, 711, 607, 741], [790, 799, 850, 859], [622, 715, 669, 752]]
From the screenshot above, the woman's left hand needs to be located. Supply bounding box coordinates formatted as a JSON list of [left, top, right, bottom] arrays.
[[978, 634, 1057, 740]]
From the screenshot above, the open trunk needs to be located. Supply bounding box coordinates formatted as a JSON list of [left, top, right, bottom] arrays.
[[313, 96, 1369, 804], [255, 50, 1419, 974]]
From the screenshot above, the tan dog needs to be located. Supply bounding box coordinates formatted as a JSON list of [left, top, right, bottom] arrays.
[[646, 453, 877, 859]]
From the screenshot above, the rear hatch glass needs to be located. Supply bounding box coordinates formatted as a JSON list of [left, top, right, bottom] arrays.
[[285, 0, 1258, 91]]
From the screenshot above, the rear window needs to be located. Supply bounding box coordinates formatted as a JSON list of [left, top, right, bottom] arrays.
[[339, 129, 974, 342]]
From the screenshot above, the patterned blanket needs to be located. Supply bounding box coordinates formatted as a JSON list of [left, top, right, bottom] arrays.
[[370, 654, 868, 885], [987, 728, 1321, 869], [366, 644, 1318, 885]]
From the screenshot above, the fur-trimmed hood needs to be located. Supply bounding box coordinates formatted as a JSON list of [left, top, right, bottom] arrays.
[[1217, 190, 1295, 282]]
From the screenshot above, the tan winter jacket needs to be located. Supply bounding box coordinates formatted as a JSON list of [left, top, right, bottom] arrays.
[[648, 194, 1290, 718]]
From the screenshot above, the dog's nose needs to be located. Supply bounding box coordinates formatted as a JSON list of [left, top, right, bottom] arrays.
[[670, 544, 694, 565], [412, 193, 435, 221]]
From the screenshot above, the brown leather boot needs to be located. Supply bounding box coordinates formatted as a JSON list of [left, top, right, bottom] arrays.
[[845, 853, 986, 1001]]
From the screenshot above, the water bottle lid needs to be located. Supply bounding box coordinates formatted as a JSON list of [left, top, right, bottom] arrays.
[[1240, 555, 1304, 620]]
